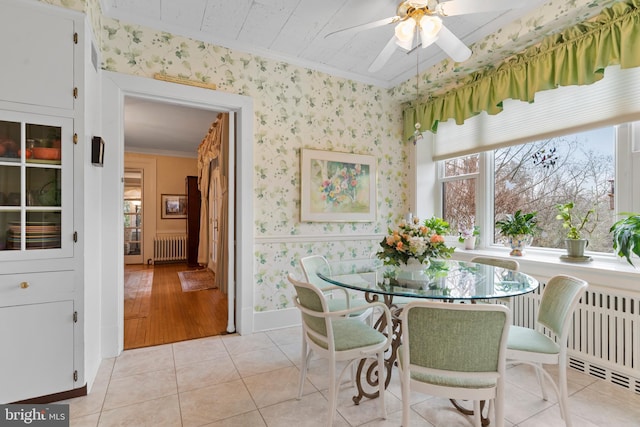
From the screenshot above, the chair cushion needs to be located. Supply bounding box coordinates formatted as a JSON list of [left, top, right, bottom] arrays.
[[507, 325, 560, 354], [309, 318, 387, 351], [397, 347, 496, 389]]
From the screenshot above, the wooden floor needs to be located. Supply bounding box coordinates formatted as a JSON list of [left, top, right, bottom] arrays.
[[124, 263, 229, 350]]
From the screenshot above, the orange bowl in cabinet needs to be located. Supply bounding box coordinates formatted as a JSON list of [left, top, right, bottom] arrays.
[[32, 147, 61, 160]]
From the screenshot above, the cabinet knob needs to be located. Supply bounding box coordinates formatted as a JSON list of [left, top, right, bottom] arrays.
[[20, 282, 29, 289]]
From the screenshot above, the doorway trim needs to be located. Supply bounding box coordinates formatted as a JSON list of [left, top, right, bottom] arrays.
[[101, 71, 254, 357]]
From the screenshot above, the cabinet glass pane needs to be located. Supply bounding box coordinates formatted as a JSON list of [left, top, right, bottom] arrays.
[[26, 123, 62, 164], [0, 120, 20, 161], [26, 168, 61, 207], [24, 211, 61, 250], [0, 165, 21, 205], [0, 211, 20, 251]]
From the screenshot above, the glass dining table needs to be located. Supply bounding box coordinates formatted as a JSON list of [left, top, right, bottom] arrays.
[[316, 257, 539, 423]]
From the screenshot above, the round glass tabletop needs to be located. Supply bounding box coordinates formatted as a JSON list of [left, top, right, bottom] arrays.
[[316, 258, 539, 301]]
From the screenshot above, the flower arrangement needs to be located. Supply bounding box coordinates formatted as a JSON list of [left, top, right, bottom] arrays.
[[377, 216, 455, 266]]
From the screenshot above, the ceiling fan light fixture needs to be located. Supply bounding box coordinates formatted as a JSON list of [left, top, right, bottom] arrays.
[[419, 15, 441, 47], [394, 19, 416, 50]]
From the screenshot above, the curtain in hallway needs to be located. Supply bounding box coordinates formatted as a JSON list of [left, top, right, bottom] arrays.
[[197, 113, 229, 293]]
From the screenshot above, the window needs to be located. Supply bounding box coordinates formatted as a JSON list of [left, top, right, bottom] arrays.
[[441, 154, 478, 236], [441, 125, 620, 253]]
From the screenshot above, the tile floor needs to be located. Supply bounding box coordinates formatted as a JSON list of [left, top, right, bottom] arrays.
[[63, 326, 640, 426]]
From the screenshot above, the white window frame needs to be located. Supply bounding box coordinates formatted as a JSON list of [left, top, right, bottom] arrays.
[[436, 122, 638, 256]]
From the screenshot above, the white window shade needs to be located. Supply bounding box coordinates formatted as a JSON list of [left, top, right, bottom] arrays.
[[433, 65, 640, 160]]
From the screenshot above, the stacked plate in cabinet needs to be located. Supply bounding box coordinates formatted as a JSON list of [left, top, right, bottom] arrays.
[[5, 221, 61, 249]]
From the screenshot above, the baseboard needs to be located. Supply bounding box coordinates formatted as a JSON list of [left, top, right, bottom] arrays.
[[13, 385, 87, 404], [253, 307, 301, 332]]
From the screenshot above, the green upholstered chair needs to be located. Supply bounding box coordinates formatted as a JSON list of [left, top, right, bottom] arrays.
[[299, 255, 373, 322], [507, 274, 588, 427], [470, 256, 519, 271], [288, 274, 392, 427], [399, 300, 511, 427]]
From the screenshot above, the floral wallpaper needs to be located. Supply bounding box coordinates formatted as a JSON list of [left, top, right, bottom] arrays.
[[392, 0, 620, 103], [38, 0, 621, 313]]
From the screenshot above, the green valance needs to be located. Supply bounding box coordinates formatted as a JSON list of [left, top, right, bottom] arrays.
[[403, 0, 640, 141]]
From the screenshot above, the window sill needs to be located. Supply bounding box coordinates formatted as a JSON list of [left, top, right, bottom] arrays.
[[451, 245, 640, 292]]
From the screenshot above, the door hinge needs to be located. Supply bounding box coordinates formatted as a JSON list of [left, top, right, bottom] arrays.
[[73, 133, 78, 144], [73, 231, 78, 242], [73, 87, 78, 98], [73, 311, 78, 323], [73, 32, 78, 44], [73, 370, 78, 382]]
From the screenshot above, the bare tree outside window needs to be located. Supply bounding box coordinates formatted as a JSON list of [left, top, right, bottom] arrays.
[[494, 128, 615, 251], [442, 155, 478, 237], [441, 127, 615, 253]]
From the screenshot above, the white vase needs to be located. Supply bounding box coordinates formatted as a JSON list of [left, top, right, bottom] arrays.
[[464, 236, 476, 250], [397, 258, 430, 284], [404, 257, 428, 271]]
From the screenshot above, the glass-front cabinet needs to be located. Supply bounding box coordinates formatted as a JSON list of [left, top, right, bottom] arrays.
[[0, 109, 73, 259]]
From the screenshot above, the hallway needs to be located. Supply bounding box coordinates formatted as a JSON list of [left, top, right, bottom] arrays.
[[124, 263, 228, 349]]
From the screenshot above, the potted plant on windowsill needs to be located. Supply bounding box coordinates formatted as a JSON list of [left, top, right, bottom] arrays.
[[610, 213, 640, 267], [495, 210, 539, 256], [556, 201, 596, 260], [458, 224, 480, 250]]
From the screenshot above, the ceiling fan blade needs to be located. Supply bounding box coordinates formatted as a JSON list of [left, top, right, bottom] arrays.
[[324, 16, 399, 39], [436, 0, 528, 16], [435, 24, 471, 62], [368, 36, 399, 73]]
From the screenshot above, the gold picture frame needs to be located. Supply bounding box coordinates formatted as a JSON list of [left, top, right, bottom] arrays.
[[300, 148, 377, 222]]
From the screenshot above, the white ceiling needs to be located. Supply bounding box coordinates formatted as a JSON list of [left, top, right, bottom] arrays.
[[124, 97, 220, 157], [102, 0, 549, 88]]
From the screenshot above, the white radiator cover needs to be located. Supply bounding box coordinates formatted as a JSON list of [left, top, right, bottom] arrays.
[[153, 235, 187, 263], [511, 282, 640, 395]]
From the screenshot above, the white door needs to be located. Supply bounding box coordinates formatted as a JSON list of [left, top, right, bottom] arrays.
[[124, 169, 143, 264]]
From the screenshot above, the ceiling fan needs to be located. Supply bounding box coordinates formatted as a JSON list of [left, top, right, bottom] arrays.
[[325, 0, 529, 72]]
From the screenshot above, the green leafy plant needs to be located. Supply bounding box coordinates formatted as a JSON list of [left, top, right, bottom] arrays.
[[555, 202, 596, 239], [495, 210, 539, 238], [610, 213, 640, 267]]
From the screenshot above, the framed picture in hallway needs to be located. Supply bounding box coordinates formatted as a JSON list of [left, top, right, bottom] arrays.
[[161, 194, 187, 219], [300, 148, 376, 222]]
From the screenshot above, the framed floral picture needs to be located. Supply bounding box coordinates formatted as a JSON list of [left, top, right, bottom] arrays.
[[300, 148, 376, 222], [161, 194, 187, 219]]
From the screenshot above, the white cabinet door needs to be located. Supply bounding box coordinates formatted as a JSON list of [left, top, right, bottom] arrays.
[[0, 110, 74, 261], [0, 300, 74, 403], [0, 1, 75, 110]]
